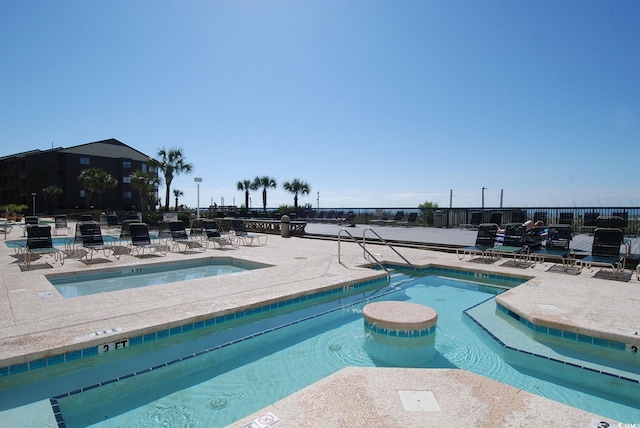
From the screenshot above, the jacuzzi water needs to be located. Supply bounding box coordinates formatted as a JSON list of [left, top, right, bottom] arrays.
[[1, 270, 638, 426], [46, 257, 269, 298]]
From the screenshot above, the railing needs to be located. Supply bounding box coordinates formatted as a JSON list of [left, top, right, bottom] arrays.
[[297, 206, 640, 233], [362, 227, 416, 271], [338, 227, 416, 276], [338, 228, 389, 278]]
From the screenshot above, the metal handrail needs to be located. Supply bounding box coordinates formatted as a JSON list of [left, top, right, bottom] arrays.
[[338, 228, 389, 278], [362, 227, 417, 271]]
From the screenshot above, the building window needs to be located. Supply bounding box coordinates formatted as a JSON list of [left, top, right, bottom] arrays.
[[142, 163, 147, 173], [123, 191, 132, 199], [80, 190, 86, 198], [123, 176, 131, 184], [123, 161, 132, 169], [80, 157, 90, 165]]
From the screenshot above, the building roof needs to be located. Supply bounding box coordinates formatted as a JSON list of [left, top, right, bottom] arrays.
[[59, 138, 152, 161], [0, 148, 62, 161], [0, 139, 152, 162]]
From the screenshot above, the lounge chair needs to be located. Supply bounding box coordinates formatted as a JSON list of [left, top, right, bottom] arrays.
[[53, 215, 71, 236], [370, 211, 389, 226], [76, 222, 121, 262], [398, 212, 418, 227], [456, 223, 499, 262], [166, 220, 203, 253], [510, 210, 526, 224], [189, 219, 206, 239], [230, 219, 268, 245], [129, 223, 166, 256], [533, 211, 548, 225], [119, 219, 139, 240], [203, 220, 234, 249], [24, 216, 39, 226], [558, 212, 573, 226], [22, 216, 39, 236], [462, 212, 483, 229], [530, 224, 574, 270], [576, 228, 626, 277], [23, 225, 65, 268], [490, 223, 530, 265], [106, 214, 119, 227], [80, 214, 94, 222], [488, 212, 503, 227], [339, 211, 356, 227], [579, 211, 599, 234], [384, 211, 404, 226], [597, 215, 626, 230]]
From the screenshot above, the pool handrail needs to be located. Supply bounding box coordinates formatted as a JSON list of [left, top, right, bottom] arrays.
[[338, 228, 389, 278], [362, 227, 417, 271]]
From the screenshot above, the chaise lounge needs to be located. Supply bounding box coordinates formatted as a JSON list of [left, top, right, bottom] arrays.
[[575, 227, 626, 278], [23, 225, 65, 268], [457, 223, 499, 262]]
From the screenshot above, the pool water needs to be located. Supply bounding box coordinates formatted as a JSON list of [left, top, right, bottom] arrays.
[[47, 273, 640, 426], [47, 258, 269, 298], [1, 271, 638, 426]]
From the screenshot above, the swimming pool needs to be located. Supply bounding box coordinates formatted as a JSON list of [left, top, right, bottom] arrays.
[[1, 268, 638, 426], [4, 235, 120, 248], [46, 257, 271, 298]]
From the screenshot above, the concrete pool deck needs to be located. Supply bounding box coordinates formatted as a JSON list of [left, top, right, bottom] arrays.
[[1, 220, 639, 426]]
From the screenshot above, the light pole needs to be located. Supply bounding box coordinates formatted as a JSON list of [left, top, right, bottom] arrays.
[[481, 187, 487, 210], [194, 177, 202, 219], [31, 193, 36, 216]]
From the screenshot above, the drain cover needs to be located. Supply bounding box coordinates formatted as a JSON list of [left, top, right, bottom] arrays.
[[398, 390, 441, 411]]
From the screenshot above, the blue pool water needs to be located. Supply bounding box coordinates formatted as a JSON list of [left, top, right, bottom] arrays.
[[47, 258, 269, 298], [1, 270, 638, 426], [5, 236, 73, 249]]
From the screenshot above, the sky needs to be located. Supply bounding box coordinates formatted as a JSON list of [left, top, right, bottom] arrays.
[[1, 0, 639, 210]]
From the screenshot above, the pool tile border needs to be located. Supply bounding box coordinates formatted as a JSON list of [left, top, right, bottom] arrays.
[[495, 303, 630, 352], [464, 298, 639, 386], [364, 319, 437, 337]]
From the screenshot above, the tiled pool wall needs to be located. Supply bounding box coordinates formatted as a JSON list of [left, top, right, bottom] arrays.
[[0, 265, 525, 379], [495, 303, 632, 353], [364, 319, 437, 337], [463, 298, 639, 386], [45, 256, 268, 285], [384, 263, 529, 288]]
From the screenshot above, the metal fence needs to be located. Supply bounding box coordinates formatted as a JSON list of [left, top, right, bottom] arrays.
[[296, 207, 640, 234]]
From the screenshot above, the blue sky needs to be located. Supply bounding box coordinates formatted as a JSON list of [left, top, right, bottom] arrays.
[[1, 1, 638, 209]]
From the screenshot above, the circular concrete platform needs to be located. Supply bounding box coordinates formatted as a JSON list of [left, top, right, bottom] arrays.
[[363, 301, 438, 366], [363, 301, 438, 334]]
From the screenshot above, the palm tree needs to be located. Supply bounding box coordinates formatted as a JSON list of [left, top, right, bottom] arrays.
[[237, 179, 252, 209], [173, 189, 184, 211], [130, 170, 161, 220], [151, 147, 193, 211], [251, 176, 277, 213], [283, 178, 311, 210], [78, 168, 118, 209]]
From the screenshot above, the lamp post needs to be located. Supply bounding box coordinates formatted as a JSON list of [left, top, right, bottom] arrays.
[[31, 193, 36, 216], [481, 187, 487, 210], [194, 177, 202, 219]]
